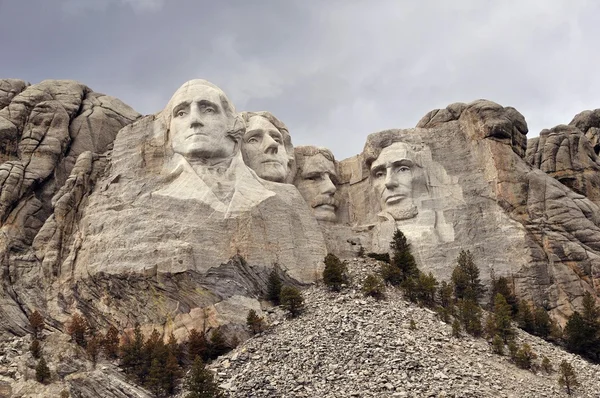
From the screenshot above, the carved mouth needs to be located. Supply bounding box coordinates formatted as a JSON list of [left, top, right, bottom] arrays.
[[185, 132, 207, 139], [261, 160, 283, 165], [315, 204, 336, 212], [385, 194, 407, 205]]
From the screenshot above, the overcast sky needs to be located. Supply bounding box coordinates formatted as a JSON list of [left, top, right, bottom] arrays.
[[1, 0, 599, 160]]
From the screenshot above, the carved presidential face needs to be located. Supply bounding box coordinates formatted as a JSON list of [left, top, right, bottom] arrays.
[[370, 142, 418, 220], [295, 153, 338, 222], [168, 82, 236, 161], [242, 116, 290, 182]]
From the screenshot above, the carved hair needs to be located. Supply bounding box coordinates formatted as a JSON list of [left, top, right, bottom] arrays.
[[294, 146, 335, 163]]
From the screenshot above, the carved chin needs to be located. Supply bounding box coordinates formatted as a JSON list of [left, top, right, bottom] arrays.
[[255, 164, 287, 182], [313, 205, 337, 222], [386, 204, 418, 221]]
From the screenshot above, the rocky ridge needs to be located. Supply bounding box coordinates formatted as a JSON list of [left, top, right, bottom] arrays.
[[210, 258, 600, 398]]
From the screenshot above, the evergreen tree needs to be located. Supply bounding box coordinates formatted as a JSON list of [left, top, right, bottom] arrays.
[[30, 339, 41, 359], [451, 318, 461, 338], [361, 274, 385, 300], [533, 306, 552, 338], [322, 253, 349, 292], [541, 356, 552, 373], [514, 343, 536, 370], [451, 250, 484, 302], [489, 273, 518, 315], [86, 336, 100, 366], [458, 299, 482, 337], [266, 268, 283, 305], [162, 351, 182, 396], [147, 357, 164, 397], [438, 281, 454, 309], [184, 356, 223, 398], [187, 329, 208, 362], [400, 276, 418, 303], [491, 334, 504, 355], [246, 309, 265, 335], [35, 356, 51, 384], [207, 329, 230, 359], [103, 325, 120, 359], [415, 272, 438, 307], [390, 229, 418, 282], [29, 310, 45, 340], [120, 324, 145, 382], [494, 294, 514, 343], [167, 332, 185, 366], [280, 286, 305, 318], [380, 262, 403, 286], [564, 311, 597, 359], [516, 301, 535, 333], [558, 360, 579, 395], [67, 313, 88, 347]]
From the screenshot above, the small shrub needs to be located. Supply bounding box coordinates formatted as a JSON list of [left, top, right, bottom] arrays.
[[361, 274, 385, 300], [380, 262, 402, 286], [35, 356, 51, 384], [30, 339, 41, 359], [207, 329, 230, 359], [508, 341, 518, 361], [541, 356, 553, 373], [491, 335, 504, 355], [60, 390, 70, 398], [558, 360, 579, 395], [409, 318, 417, 330], [514, 343, 537, 370], [246, 309, 265, 334], [280, 286, 305, 318], [86, 336, 100, 366], [102, 325, 120, 359], [29, 310, 45, 339], [322, 253, 349, 292]]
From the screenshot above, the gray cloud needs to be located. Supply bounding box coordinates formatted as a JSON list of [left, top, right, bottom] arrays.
[[1, 0, 599, 160]]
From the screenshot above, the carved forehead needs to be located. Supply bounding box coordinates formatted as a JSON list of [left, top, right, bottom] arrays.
[[301, 153, 337, 177], [370, 142, 417, 169], [246, 115, 279, 134], [167, 82, 224, 112]]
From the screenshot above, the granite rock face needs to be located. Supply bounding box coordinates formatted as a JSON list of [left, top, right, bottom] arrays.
[[0, 79, 140, 335]]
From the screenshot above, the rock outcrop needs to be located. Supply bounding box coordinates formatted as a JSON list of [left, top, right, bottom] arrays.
[[0, 79, 140, 336]]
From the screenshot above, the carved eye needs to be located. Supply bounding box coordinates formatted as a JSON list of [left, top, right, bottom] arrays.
[[205, 107, 215, 113], [247, 137, 259, 144], [374, 170, 385, 178], [176, 110, 186, 117], [398, 166, 410, 172]]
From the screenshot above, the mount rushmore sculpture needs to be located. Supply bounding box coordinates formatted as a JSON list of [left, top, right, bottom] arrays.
[[0, 78, 598, 341]]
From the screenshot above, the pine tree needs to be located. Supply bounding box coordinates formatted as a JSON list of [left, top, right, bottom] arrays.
[[167, 332, 185, 366], [533, 306, 552, 338], [67, 313, 88, 347], [390, 229, 418, 282], [415, 272, 438, 307], [438, 281, 454, 310], [489, 273, 518, 315], [541, 356, 552, 373], [184, 356, 223, 398], [380, 262, 403, 286], [29, 310, 45, 340], [280, 286, 305, 318], [30, 339, 41, 359], [494, 294, 514, 343], [458, 299, 482, 337], [516, 301, 534, 333], [491, 334, 504, 355], [266, 268, 283, 305], [246, 309, 265, 335], [162, 351, 182, 396], [451, 250, 484, 302], [558, 360, 579, 395], [514, 343, 536, 370], [451, 318, 461, 338], [120, 324, 145, 382], [322, 253, 349, 292], [35, 356, 51, 384], [207, 329, 230, 359], [103, 325, 120, 359], [187, 329, 208, 362]]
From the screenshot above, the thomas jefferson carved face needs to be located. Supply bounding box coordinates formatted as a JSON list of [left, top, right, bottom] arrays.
[[242, 115, 290, 182], [167, 81, 238, 162], [294, 150, 338, 222], [370, 142, 419, 220]]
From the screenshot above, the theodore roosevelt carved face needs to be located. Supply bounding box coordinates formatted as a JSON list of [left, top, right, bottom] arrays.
[[370, 142, 420, 221], [294, 146, 339, 222], [166, 80, 242, 163]]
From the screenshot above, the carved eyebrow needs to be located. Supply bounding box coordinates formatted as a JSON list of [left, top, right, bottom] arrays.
[[370, 164, 386, 175], [172, 101, 190, 116], [244, 130, 263, 140], [391, 159, 414, 168], [269, 130, 283, 140], [196, 99, 220, 111]]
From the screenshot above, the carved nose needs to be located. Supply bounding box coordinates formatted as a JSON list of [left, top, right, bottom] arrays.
[[384, 172, 398, 189], [263, 135, 279, 154], [321, 175, 336, 195]]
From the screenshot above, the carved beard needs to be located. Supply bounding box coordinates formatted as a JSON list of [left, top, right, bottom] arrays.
[[379, 203, 418, 221]]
